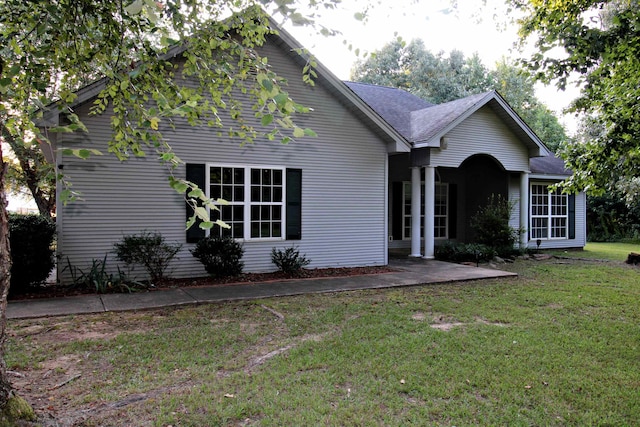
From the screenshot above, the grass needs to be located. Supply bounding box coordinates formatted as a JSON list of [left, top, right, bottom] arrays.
[[7, 251, 640, 426], [549, 241, 640, 261]]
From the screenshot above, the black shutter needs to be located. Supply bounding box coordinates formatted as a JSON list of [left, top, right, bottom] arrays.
[[568, 194, 576, 239], [286, 169, 302, 240], [448, 184, 457, 239], [392, 182, 404, 241], [186, 163, 206, 243]]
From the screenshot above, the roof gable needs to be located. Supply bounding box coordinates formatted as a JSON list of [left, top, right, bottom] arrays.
[[346, 84, 551, 158], [41, 15, 412, 154], [409, 91, 489, 144]]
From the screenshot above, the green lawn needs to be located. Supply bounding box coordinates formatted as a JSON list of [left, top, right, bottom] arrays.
[[7, 250, 640, 426], [550, 241, 640, 261]]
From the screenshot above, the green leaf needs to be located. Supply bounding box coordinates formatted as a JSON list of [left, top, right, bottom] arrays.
[[215, 219, 231, 229], [194, 206, 209, 221], [169, 178, 189, 193], [125, 0, 143, 15], [187, 188, 205, 199], [185, 217, 196, 230], [293, 127, 305, 138], [260, 77, 274, 92], [261, 114, 274, 126], [199, 221, 214, 230], [150, 117, 160, 130], [77, 149, 92, 159]]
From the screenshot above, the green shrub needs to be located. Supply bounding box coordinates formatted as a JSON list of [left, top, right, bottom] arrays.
[[8, 213, 56, 295], [191, 235, 244, 278], [113, 231, 181, 282], [271, 246, 311, 275], [470, 194, 522, 255], [435, 241, 496, 264], [64, 255, 142, 294]]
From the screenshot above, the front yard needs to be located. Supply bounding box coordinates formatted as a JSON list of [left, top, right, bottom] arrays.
[[6, 244, 640, 426]]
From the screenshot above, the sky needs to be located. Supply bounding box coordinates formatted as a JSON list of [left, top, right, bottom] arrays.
[[283, 0, 582, 133]]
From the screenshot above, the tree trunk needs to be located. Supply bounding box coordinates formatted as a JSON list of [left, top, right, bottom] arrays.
[[0, 149, 13, 407]]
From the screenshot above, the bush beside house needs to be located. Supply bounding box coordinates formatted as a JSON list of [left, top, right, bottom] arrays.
[[9, 214, 56, 295]]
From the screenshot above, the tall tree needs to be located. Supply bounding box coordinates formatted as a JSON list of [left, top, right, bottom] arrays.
[[511, 0, 640, 195], [492, 60, 567, 152], [352, 40, 494, 103], [2, 132, 55, 217], [0, 0, 336, 416], [351, 40, 567, 151]]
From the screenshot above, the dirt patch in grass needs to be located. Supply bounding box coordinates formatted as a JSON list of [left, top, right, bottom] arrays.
[[410, 311, 508, 331]]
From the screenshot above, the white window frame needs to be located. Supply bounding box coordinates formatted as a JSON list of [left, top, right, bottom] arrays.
[[401, 181, 448, 240], [530, 183, 568, 240], [207, 164, 286, 241]]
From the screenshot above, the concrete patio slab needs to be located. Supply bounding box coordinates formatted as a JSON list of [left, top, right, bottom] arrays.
[[101, 288, 196, 312], [7, 259, 517, 319], [7, 295, 105, 319]]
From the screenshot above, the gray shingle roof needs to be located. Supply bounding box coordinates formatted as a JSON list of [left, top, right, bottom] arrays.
[[409, 91, 492, 143], [344, 82, 433, 139], [530, 155, 571, 175], [346, 81, 557, 165]]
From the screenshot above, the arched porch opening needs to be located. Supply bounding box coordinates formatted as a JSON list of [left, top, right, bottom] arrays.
[[458, 154, 508, 243]]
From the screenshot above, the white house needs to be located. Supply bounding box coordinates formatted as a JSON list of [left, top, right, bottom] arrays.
[[45, 18, 585, 284]]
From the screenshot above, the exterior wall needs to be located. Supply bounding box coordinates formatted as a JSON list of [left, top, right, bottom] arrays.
[[430, 106, 530, 172], [57, 41, 389, 283]]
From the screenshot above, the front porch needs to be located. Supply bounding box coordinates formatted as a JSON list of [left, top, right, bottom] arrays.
[[389, 153, 530, 259]]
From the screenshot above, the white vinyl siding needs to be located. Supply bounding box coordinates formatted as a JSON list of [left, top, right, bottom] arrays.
[[430, 106, 530, 172], [57, 39, 389, 283]]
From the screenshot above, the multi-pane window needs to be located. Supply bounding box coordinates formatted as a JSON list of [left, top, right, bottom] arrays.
[[434, 183, 449, 239], [209, 166, 284, 240], [250, 168, 283, 239], [402, 182, 424, 240], [530, 184, 567, 239], [402, 182, 448, 240], [210, 167, 245, 238]]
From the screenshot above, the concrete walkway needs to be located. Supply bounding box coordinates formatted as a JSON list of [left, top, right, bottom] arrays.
[[6, 259, 516, 320]]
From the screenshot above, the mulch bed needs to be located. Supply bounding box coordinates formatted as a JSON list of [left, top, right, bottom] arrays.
[[8, 265, 396, 301]]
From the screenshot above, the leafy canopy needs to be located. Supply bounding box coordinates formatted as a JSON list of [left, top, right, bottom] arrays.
[[0, 0, 334, 227], [511, 0, 640, 195]]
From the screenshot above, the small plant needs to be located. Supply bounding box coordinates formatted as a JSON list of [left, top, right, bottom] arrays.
[[470, 194, 523, 256], [64, 255, 143, 294], [271, 246, 311, 275], [191, 235, 244, 278], [8, 213, 56, 295], [113, 231, 181, 283], [435, 241, 495, 264]]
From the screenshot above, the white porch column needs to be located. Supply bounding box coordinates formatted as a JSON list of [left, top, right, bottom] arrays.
[[410, 167, 422, 257], [423, 166, 436, 259], [520, 171, 529, 248]]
